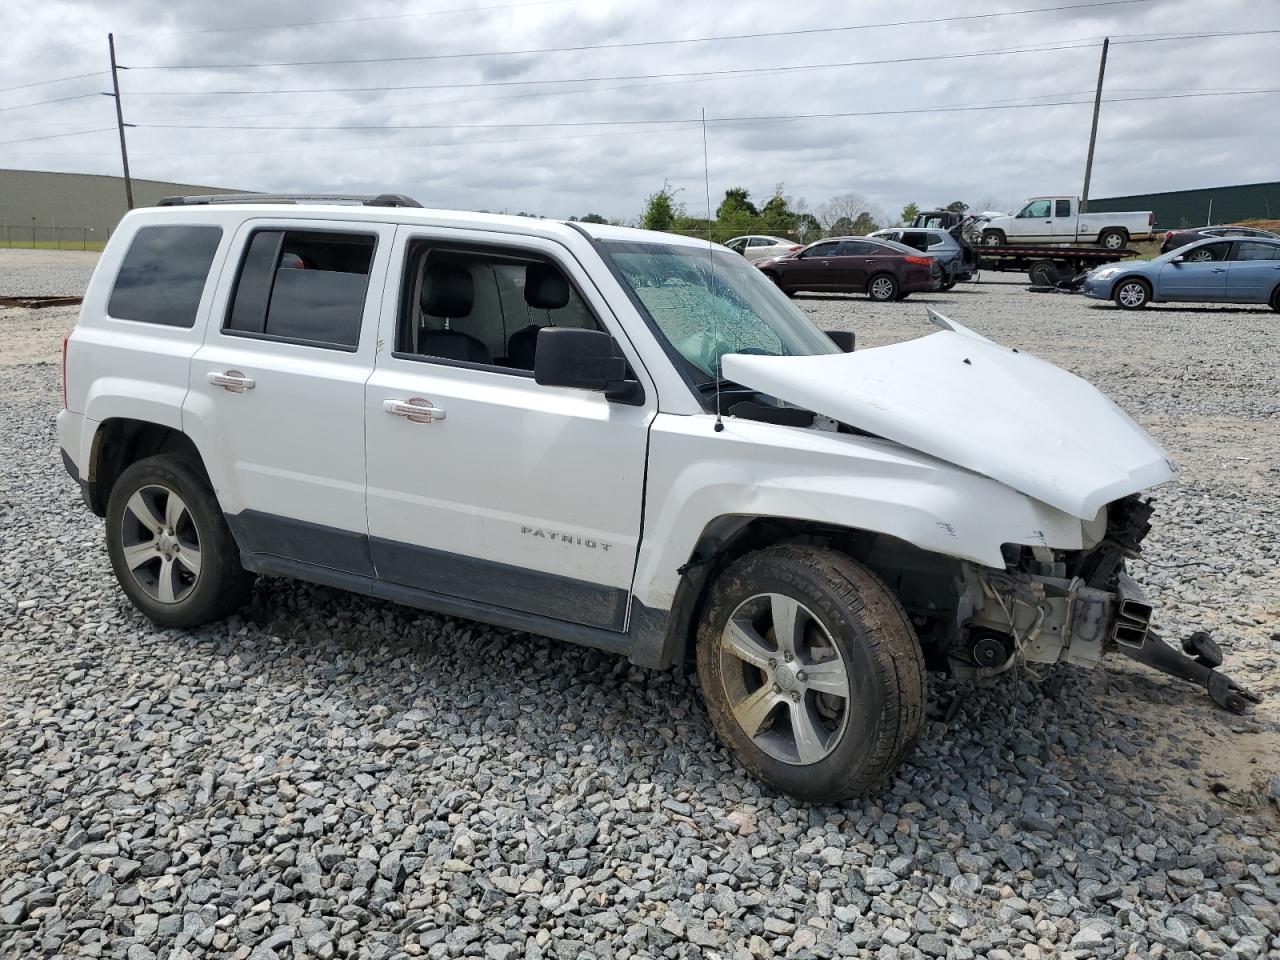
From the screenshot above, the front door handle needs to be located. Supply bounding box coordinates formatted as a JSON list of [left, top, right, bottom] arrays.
[[207, 370, 255, 393], [1211, 267, 1227, 273], [384, 397, 446, 423]]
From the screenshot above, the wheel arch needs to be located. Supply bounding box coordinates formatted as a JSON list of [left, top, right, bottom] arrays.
[[647, 515, 964, 669], [85, 418, 211, 517]]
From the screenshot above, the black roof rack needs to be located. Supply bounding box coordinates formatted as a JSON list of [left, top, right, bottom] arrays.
[[156, 193, 422, 208]]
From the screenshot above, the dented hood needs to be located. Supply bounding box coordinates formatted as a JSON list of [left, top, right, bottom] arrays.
[[720, 312, 1175, 519]]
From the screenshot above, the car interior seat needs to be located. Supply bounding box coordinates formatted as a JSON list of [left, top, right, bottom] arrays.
[[419, 261, 491, 364], [506, 263, 572, 370]]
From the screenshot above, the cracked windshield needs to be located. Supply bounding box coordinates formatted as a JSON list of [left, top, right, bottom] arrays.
[[602, 240, 838, 381]]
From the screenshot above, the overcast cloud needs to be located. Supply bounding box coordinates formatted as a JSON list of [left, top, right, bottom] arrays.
[[2, 0, 1277, 222]]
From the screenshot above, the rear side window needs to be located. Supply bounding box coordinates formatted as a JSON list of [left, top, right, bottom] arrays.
[[1234, 241, 1280, 261], [108, 225, 223, 327], [1055, 199, 1072, 218], [224, 229, 375, 350]]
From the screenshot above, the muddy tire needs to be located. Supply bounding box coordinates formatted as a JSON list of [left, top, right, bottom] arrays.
[[696, 545, 926, 803], [105, 455, 254, 628]]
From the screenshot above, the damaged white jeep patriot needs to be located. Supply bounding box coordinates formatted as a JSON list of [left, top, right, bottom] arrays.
[[58, 194, 1259, 802]]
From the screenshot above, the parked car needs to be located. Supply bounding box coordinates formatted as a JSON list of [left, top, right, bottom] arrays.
[[753, 236, 941, 300], [1082, 235, 1280, 310], [869, 227, 977, 289], [1160, 224, 1280, 254], [982, 196, 1154, 249], [724, 235, 801, 261], [58, 194, 1258, 804]]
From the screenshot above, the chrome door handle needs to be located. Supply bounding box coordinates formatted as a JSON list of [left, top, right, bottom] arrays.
[[207, 370, 255, 392], [384, 397, 446, 423]]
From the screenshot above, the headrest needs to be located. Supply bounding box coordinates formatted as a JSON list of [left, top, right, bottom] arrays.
[[421, 262, 474, 317], [525, 263, 570, 310]]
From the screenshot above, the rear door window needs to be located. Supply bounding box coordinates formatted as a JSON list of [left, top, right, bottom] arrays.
[[224, 229, 375, 350], [108, 224, 223, 327], [839, 240, 876, 256], [1234, 241, 1280, 261]]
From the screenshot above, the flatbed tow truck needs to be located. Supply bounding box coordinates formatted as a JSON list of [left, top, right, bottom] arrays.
[[979, 243, 1142, 286]]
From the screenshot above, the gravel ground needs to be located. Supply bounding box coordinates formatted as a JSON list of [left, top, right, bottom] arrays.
[[1, 253, 1278, 960], [0, 249, 101, 298]]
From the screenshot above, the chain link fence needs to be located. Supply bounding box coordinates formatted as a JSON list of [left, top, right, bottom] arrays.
[[0, 224, 109, 251]]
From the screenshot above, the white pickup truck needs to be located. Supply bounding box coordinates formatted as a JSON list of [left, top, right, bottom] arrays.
[[981, 196, 1155, 250]]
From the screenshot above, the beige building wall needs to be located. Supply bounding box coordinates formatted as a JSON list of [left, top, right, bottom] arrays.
[[0, 168, 246, 245]]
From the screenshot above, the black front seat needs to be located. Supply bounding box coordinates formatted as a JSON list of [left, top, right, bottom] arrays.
[[506, 263, 572, 370], [419, 262, 491, 364]]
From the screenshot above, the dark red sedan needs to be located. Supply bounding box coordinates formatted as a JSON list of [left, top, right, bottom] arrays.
[[753, 236, 941, 300]]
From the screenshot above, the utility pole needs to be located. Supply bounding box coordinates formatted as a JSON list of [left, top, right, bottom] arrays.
[[107, 33, 134, 211], [1079, 36, 1109, 215]]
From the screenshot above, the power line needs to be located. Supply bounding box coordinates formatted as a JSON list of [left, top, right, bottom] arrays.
[[135, 88, 1280, 136], [116, 29, 1275, 101], [0, 92, 105, 114], [0, 71, 107, 95], [126, 0, 1157, 69], [121, 38, 1108, 98], [0, 127, 117, 147]]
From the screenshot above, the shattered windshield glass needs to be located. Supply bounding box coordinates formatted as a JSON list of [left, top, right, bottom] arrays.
[[601, 239, 839, 382]]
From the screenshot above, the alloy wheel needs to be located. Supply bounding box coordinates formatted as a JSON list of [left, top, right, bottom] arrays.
[[119, 484, 202, 604], [718, 593, 851, 765], [1103, 232, 1124, 250], [870, 277, 895, 301], [1117, 281, 1148, 308]]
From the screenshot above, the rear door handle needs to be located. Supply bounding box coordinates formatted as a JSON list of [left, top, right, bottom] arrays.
[[207, 370, 255, 393], [1211, 267, 1227, 273], [384, 397, 446, 423]]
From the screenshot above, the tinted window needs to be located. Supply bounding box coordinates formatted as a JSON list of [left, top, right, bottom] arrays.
[[1054, 199, 1072, 218], [397, 243, 600, 373], [839, 240, 876, 256], [108, 225, 223, 327], [747, 237, 771, 247], [224, 230, 375, 349], [803, 242, 841, 258], [1235, 241, 1280, 261]]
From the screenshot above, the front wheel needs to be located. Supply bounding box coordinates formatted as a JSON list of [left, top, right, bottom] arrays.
[[982, 230, 1006, 247], [1114, 277, 1151, 310], [696, 546, 926, 802], [1270, 285, 1280, 313], [105, 455, 254, 628], [867, 273, 899, 302]]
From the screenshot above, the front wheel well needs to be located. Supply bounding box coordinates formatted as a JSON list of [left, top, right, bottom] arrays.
[[658, 516, 962, 668], [86, 419, 208, 517]]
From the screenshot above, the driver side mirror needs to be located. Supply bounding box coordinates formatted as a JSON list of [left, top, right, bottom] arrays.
[[534, 328, 642, 404]]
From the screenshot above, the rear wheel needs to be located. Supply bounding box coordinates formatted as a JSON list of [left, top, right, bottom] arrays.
[[106, 455, 254, 627], [1114, 277, 1151, 310], [940, 277, 958, 291], [1271, 285, 1280, 312], [1028, 260, 1059, 286], [696, 545, 926, 802], [1098, 228, 1127, 251], [867, 273, 899, 302], [982, 230, 1006, 247]]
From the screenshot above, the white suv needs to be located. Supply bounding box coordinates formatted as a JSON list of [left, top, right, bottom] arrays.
[[58, 194, 1258, 802]]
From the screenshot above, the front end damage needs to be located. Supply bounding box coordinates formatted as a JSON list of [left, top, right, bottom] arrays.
[[950, 496, 1261, 714]]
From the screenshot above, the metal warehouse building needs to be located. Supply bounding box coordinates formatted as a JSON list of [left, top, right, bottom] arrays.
[[1091, 181, 1280, 230], [0, 169, 243, 248]]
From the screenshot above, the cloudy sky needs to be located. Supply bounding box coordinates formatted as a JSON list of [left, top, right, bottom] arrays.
[[2, 0, 1276, 223]]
